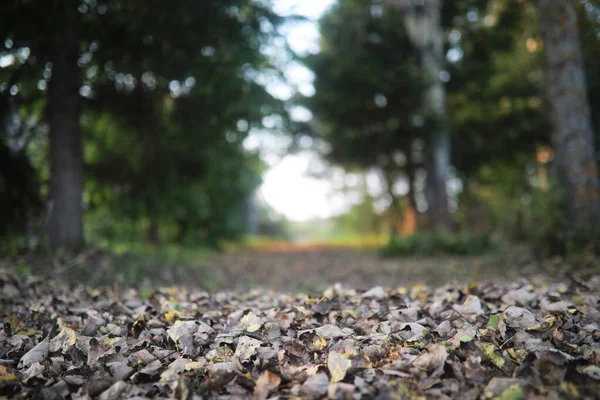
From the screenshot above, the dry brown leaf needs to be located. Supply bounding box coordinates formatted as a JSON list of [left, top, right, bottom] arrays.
[[254, 370, 281, 400]]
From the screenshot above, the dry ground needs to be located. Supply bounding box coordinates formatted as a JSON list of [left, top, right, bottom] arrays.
[[1, 245, 585, 294], [1, 251, 599, 399]]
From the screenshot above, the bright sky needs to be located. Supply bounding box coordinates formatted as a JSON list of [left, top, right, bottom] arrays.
[[246, 0, 340, 221]]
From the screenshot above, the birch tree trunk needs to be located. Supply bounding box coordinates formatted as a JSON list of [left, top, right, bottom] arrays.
[[393, 0, 451, 230], [536, 0, 599, 230]]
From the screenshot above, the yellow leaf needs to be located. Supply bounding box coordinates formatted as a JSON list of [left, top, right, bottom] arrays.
[[104, 337, 121, 347], [560, 382, 579, 398], [500, 384, 525, 400], [184, 362, 205, 371], [167, 286, 179, 296], [15, 329, 38, 336], [328, 352, 352, 383], [240, 312, 262, 332], [49, 318, 77, 352], [313, 336, 327, 351], [507, 348, 527, 364], [164, 310, 180, 323], [0, 366, 18, 383], [526, 315, 556, 332], [385, 344, 404, 361], [467, 282, 478, 294], [476, 342, 505, 369]]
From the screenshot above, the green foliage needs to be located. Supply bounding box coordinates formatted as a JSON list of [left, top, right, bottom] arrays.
[[253, 201, 293, 241], [2, 0, 600, 255], [579, 1, 600, 154], [0, 140, 41, 242], [301, 0, 428, 170], [333, 194, 386, 237], [1, 0, 289, 249], [1, 138, 259, 250], [380, 231, 493, 257], [522, 181, 599, 258], [470, 164, 598, 258], [521, 183, 566, 257], [446, 0, 549, 177]]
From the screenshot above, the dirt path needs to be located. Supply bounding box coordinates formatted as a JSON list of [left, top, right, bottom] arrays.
[[199, 248, 544, 292], [4, 246, 566, 293]]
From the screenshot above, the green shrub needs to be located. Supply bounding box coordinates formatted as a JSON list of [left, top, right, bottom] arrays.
[[522, 181, 598, 259], [379, 231, 493, 257]]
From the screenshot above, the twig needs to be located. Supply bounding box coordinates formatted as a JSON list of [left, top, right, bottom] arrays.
[[52, 247, 100, 275], [499, 334, 515, 350]]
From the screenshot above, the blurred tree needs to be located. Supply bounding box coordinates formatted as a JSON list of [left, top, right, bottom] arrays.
[[1, 0, 288, 249], [80, 0, 285, 246], [445, 0, 549, 177], [0, 140, 40, 243], [391, 0, 451, 231], [302, 0, 428, 235], [305, 0, 558, 239], [46, 0, 84, 249], [442, 0, 550, 237], [579, 0, 600, 146], [253, 198, 292, 240], [332, 174, 387, 236], [536, 0, 599, 231]]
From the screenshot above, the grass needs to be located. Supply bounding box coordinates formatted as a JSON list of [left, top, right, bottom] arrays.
[[237, 234, 388, 252], [379, 231, 494, 257], [6, 234, 590, 295], [0, 242, 220, 291], [106, 241, 214, 262]]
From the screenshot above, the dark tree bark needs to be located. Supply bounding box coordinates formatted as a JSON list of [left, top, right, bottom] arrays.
[[145, 223, 160, 245], [46, 3, 84, 249], [536, 0, 599, 229], [176, 218, 189, 243], [405, 156, 418, 217]]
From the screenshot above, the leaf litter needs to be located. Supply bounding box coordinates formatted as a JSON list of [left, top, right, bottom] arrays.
[[0, 268, 599, 399]]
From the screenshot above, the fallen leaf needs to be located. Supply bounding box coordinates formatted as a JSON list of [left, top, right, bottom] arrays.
[[315, 324, 354, 340], [328, 352, 352, 383], [19, 337, 49, 368], [167, 320, 198, 356], [254, 370, 281, 400], [503, 306, 536, 329], [476, 341, 505, 369], [235, 335, 262, 361], [301, 372, 329, 397], [362, 286, 388, 300]]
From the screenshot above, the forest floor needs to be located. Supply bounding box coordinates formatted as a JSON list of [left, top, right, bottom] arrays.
[[2, 243, 589, 294], [1, 246, 599, 399]]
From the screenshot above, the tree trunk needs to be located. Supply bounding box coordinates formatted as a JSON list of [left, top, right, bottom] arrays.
[[46, 2, 84, 249], [425, 129, 451, 230], [245, 194, 259, 236], [536, 0, 599, 229], [405, 156, 418, 217], [399, 0, 451, 231], [145, 223, 160, 245], [383, 167, 401, 237], [176, 218, 189, 243]]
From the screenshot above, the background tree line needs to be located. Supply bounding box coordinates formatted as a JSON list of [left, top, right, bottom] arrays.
[[299, 0, 599, 255], [1, 0, 598, 257], [1, 0, 290, 250]]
